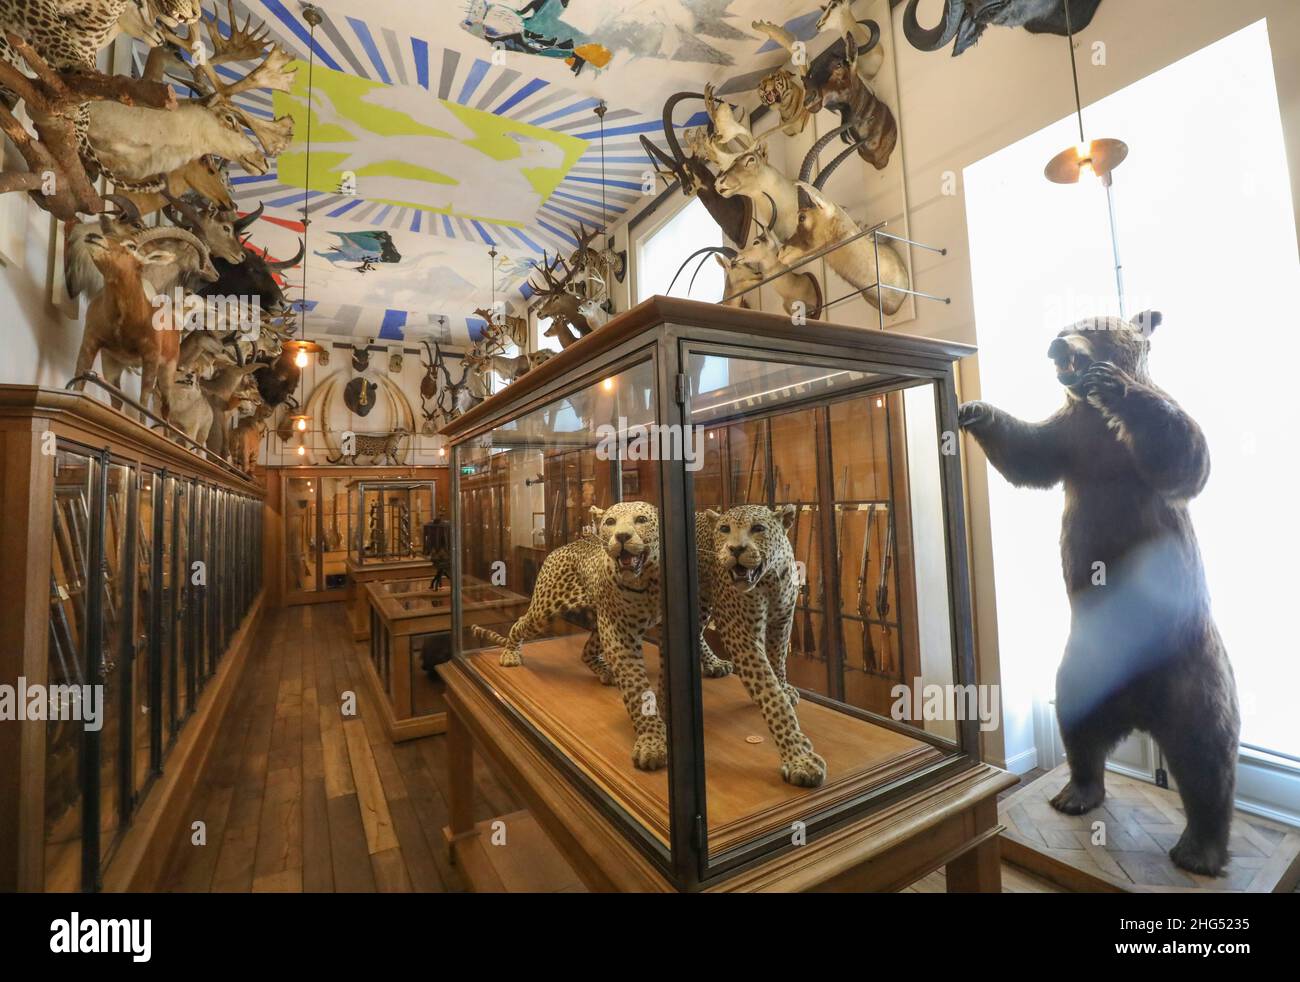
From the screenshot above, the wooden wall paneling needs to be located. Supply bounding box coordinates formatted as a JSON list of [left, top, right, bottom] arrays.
[[0, 421, 55, 891]]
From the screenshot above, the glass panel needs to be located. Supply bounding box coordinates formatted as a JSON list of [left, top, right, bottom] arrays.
[[193, 484, 207, 683], [689, 354, 884, 425], [45, 448, 95, 892], [174, 480, 191, 723], [348, 481, 437, 567], [319, 476, 348, 589], [132, 473, 156, 800], [686, 348, 959, 863], [285, 478, 316, 593], [455, 357, 670, 858], [99, 460, 132, 864], [160, 476, 176, 742]]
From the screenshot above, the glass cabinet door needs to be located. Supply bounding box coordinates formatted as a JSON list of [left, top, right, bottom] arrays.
[[98, 460, 134, 868], [159, 476, 176, 744], [133, 471, 158, 800], [45, 447, 96, 892]]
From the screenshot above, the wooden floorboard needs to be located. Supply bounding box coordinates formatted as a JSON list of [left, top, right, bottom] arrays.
[[161, 602, 518, 893]]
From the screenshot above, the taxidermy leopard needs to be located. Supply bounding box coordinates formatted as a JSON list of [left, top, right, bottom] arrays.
[[326, 428, 409, 466], [698, 504, 827, 787], [472, 502, 733, 771]]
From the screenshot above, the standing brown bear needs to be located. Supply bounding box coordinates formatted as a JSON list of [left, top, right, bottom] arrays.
[[959, 311, 1239, 876]]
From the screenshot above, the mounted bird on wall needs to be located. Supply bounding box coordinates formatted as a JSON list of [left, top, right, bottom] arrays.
[[903, 0, 1105, 57]]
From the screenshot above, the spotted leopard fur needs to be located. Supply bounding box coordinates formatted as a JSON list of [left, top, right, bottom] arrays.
[[472, 501, 675, 769], [697, 504, 826, 787]]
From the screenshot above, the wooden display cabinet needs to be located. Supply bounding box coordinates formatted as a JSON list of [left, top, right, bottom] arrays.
[[360, 575, 526, 742], [439, 297, 1014, 893]]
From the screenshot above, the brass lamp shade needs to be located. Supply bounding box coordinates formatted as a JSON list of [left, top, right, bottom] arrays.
[[1045, 138, 1129, 185]]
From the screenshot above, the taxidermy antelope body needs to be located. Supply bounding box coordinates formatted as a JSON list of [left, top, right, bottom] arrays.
[[776, 128, 910, 316], [74, 230, 185, 419], [731, 200, 823, 319]]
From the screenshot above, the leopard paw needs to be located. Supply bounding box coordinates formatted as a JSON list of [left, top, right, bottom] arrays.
[[702, 655, 734, 678], [631, 732, 668, 771], [783, 683, 800, 706], [781, 751, 827, 788], [499, 648, 523, 668]]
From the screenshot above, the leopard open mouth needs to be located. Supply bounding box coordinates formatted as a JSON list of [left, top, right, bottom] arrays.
[[728, 561, 764, 587], [614, 549, 648, 577]]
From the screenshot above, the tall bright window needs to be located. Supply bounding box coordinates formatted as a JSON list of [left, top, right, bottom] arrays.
[[636, 197, 726, 303], [964, 21, 1299, 760]]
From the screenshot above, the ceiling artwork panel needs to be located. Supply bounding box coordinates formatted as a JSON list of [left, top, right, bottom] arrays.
[[205, 0, 816, 343]]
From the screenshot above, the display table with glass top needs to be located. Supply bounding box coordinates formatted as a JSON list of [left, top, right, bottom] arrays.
[[343, 477, 438, 639], [362, 575, 525, 742], [438, 296, 1015, 892]]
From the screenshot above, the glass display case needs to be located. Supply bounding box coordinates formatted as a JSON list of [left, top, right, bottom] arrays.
[[347, 479, 436, 569], [363, 574, 525, 740], [41, 441, 262, 892], [446, 297, 980, 889]]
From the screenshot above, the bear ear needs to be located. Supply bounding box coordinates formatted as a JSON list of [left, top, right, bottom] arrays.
[[1132, 310, 1162, 337]]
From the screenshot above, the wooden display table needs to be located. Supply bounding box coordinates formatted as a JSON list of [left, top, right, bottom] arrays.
[[440, 635, 1016, 892], [360, 577, 526, 742], [345, 556, 434, 641]]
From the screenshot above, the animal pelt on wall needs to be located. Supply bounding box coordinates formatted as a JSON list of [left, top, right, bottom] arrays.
[[959, 311, 1239, 876]]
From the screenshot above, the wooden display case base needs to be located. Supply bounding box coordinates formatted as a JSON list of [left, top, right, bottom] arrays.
[[355, 641, 447, 743], [999, 763, 1300, 893], [444, 810, 588, 893], [440, 653, 1016, 892], [346, 560, 434, 640]]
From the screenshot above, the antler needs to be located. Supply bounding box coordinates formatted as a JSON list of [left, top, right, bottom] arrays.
[[205, 0, 274, 64]]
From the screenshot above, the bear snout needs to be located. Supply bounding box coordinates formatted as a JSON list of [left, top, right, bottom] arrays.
[[1049, 336, 1092, 383]]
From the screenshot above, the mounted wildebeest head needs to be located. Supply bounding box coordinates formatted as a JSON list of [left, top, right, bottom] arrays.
[[199, 234, 305, 314], [903, 0, 1105, 57], [803, 24, 897, 171], [250, 347, 302, 408]]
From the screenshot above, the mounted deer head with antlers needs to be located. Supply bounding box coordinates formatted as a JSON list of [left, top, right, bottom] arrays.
[[528, 251, 593, 349]]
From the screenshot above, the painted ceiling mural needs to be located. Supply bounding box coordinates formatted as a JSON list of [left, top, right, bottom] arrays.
[[175, 0, 818, 345]]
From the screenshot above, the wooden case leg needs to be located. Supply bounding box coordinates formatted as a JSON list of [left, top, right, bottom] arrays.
[[946, 800, 1003, 893], [445, 703, 476, 857]]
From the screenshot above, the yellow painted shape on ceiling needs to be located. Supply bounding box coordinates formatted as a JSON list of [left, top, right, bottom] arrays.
[[273, 60, 587, 216]]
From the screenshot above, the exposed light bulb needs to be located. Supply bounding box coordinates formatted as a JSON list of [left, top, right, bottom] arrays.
[[296, 417, 307, 431], [438, 446, 446, 458], [296, 445, 306, 457], [601, 378, 614, 392], [294, 348, 309, 368]]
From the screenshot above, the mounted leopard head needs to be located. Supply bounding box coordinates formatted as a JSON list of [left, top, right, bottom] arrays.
[[706, 504, 796, 593], [589, 501, 659, 589]]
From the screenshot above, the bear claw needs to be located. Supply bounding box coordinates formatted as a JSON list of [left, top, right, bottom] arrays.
[[1049, 781, 1105, 815], [1170, 835, 1229, 877]]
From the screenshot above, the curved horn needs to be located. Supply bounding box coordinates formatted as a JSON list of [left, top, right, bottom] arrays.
[[855, 19, 882, 56], [136, 224, 209, 259], [757, 191, 777, 239], [265, 239, 305, 270], [813, 134, 874, 190], [661, 91, 706, 167], [667, 245, 737, 295], [902, 0, 963, 53], [798, 123, 855, 184], [232, 200, 265, 233], [162, 190, 205, 233], [102, 193, 143, 227]]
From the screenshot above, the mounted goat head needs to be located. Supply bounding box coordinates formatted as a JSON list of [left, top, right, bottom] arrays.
[[903, 0, 1104, 57], [165, 194, 261, 264]]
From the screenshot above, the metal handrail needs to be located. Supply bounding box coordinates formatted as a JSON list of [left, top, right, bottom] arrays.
[[65, 372, 254, 483], [716, 220, 952, 329]]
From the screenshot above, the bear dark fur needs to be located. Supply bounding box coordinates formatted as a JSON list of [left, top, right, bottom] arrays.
[[959, 311, 1239, 876]]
